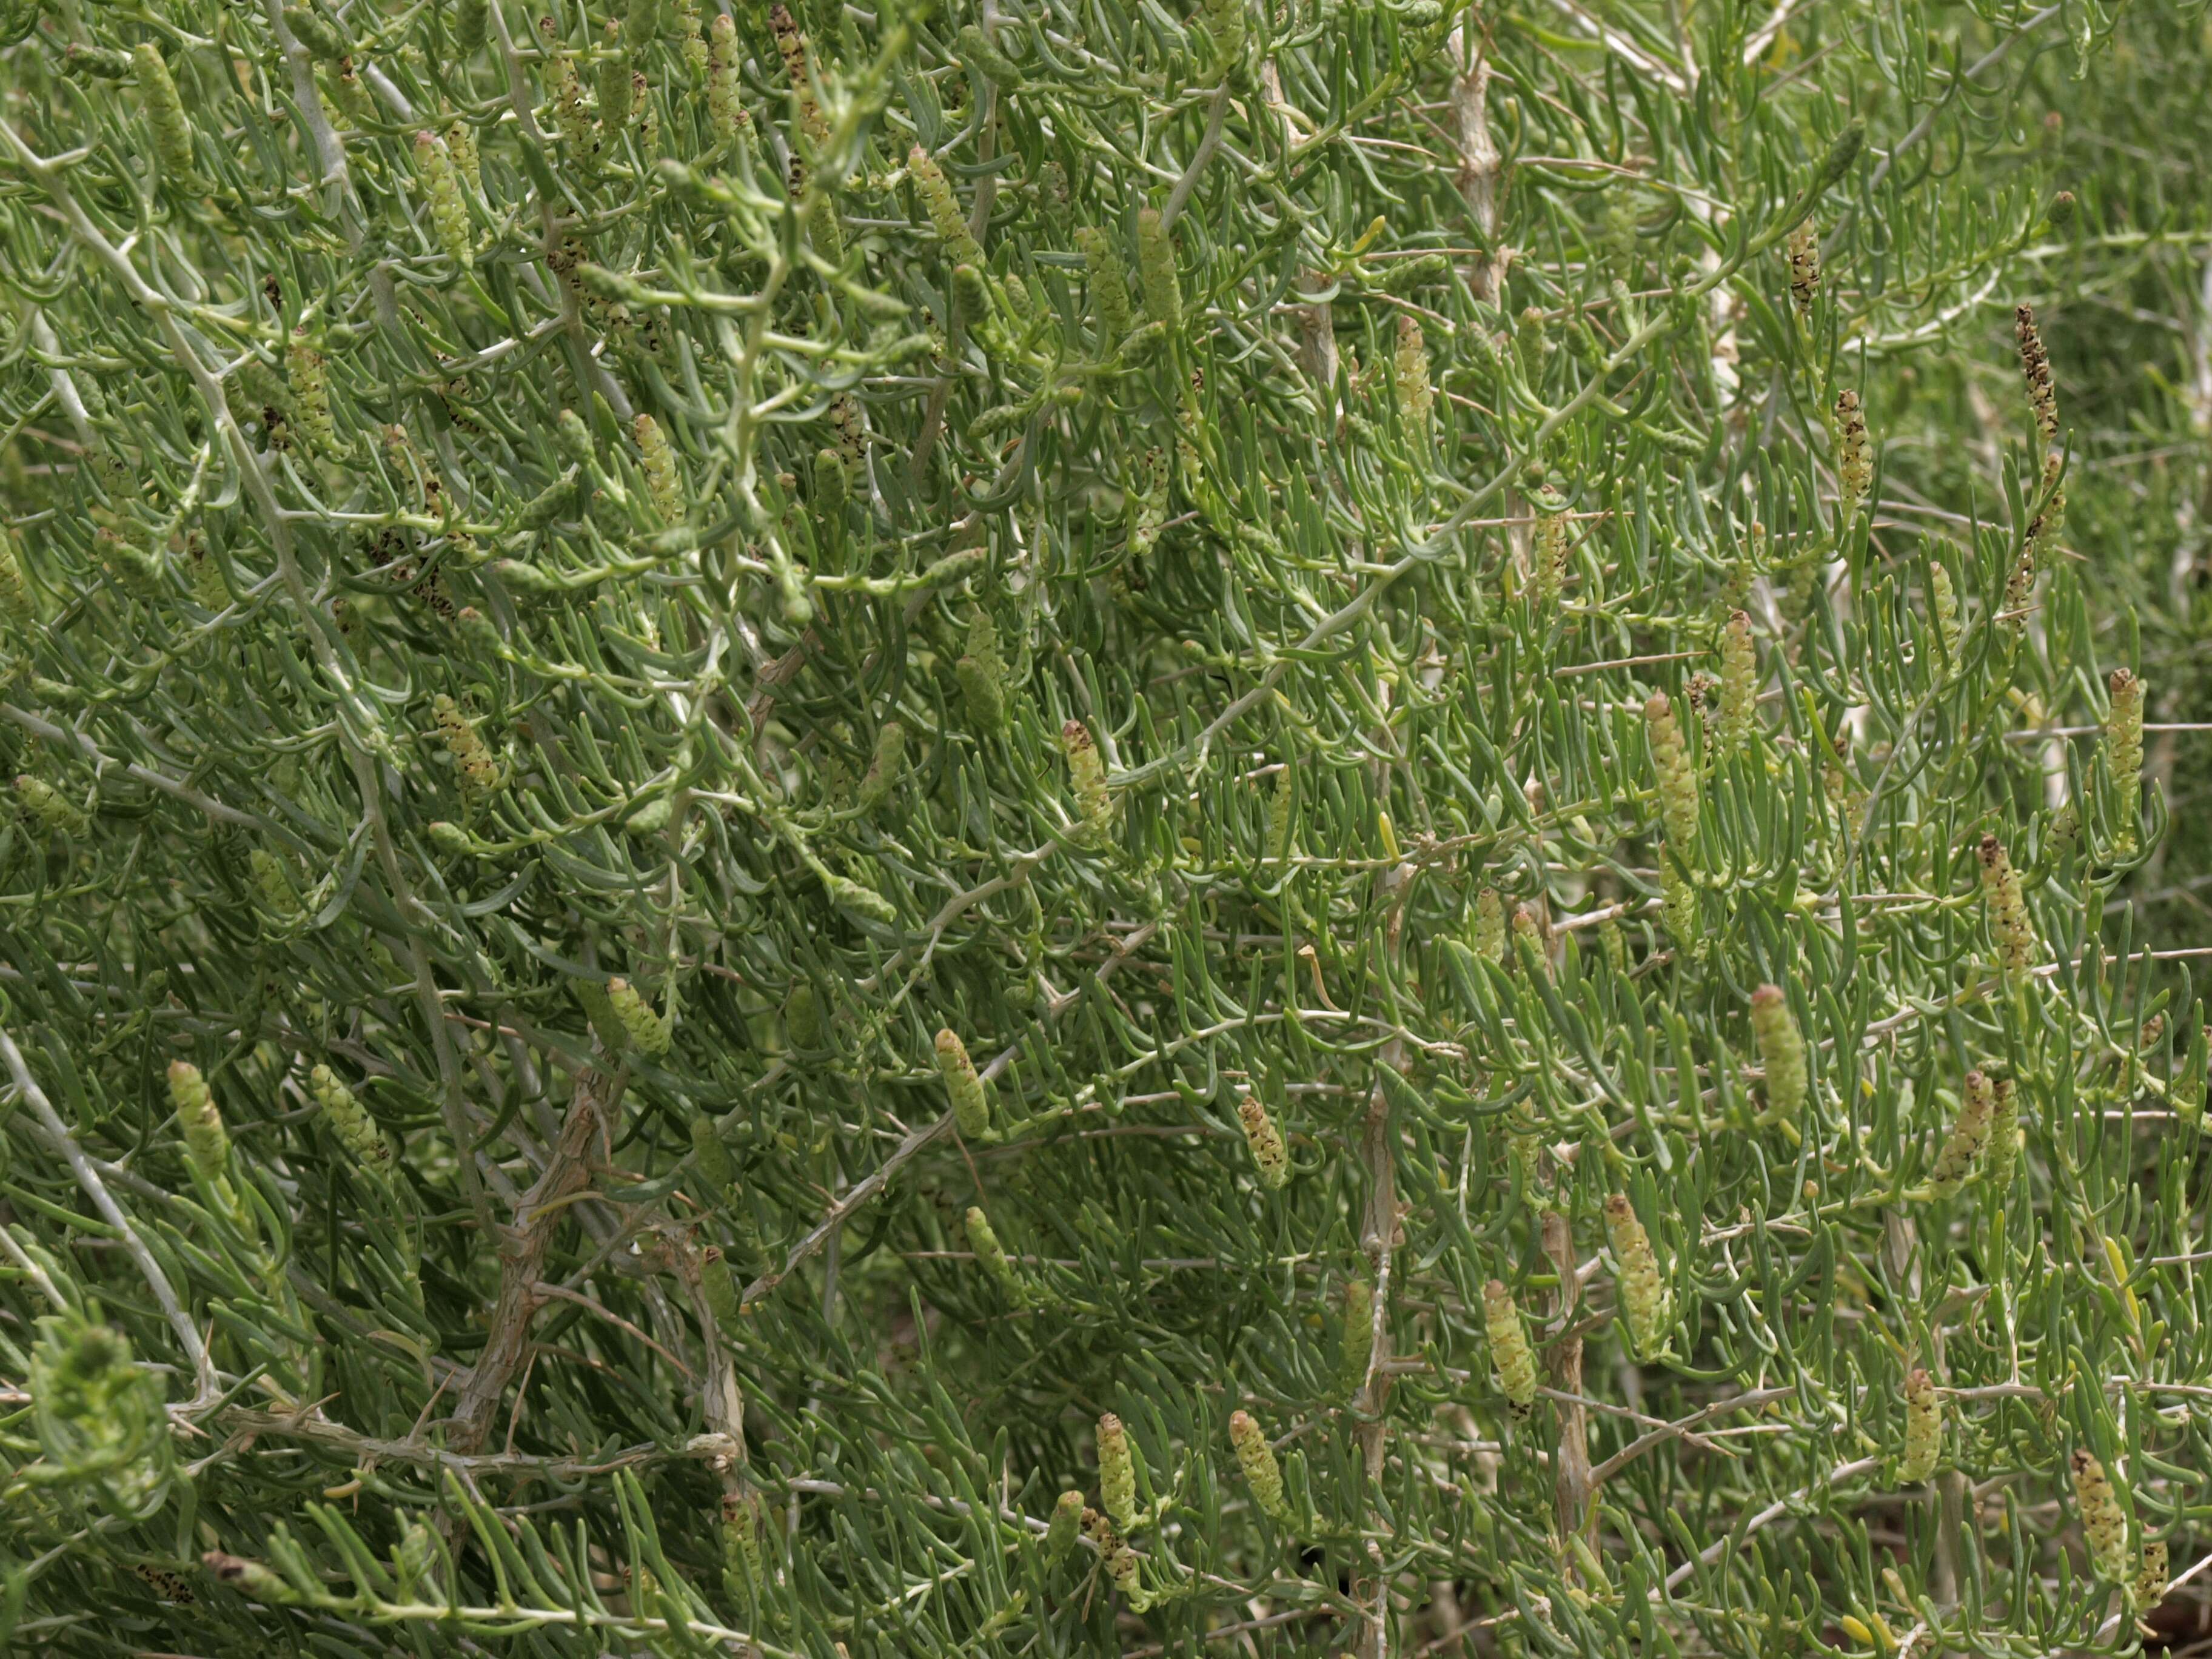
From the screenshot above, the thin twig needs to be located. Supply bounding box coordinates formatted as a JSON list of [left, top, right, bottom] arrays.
[[218, 1407, 675, 1479], [2, 703, 264, 828], [1159, 84, 1233, 234], [1587, 1387, 1797, 1484], [445, 1067, 618, 1456], [529, 1281, 694, 1379], [2004, 723, 2212, 739], [1661, 1457, 1881, 1593], [741, 923, 1160, 1305], [0, 1025, 216, 1404]]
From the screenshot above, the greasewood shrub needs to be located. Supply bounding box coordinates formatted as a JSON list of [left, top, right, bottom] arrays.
[[3, 0, 2212, 1654]]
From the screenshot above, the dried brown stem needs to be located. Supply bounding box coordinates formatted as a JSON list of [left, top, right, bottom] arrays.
[[1447, 27, 1506, 306], [1544, 1208, 1595, 1549], [445, 1071, 615, 1456]]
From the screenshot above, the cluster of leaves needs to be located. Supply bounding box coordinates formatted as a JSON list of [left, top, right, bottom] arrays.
[[2, 0, 2211, 1653]]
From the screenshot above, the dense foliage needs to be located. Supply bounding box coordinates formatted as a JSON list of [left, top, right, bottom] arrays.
[[3, 0, 2211, 1654]]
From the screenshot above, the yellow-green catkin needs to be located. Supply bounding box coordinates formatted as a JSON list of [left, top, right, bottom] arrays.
[[548, 36, 595, 155], [1483, 1278, 1537, 1416], [1897, 1366, 1940, 1483], [2073, 1450, 2132, 1586], [935, 1028, 991, 1139], [2031, 444, 2067, 548], [700, 1247, 742, 1324], [1984, 1073, 2020, 1198], [1751, 984, 1806, 1122], [1475, 888, 1506, 965], [1236, 1093, 1288, 1190], [287, 329, 336, 455], [1601, 916, 1629, 976], [1606, 1193, 1671, 1359], [769, 2, 830, 155], [1393, 315, 1433, 435], [15, 774, 87, 836], [1228, 1410, 1291, 1522], [446, 119, 480, 193], [513, 469, 579, 534], [1076, 226, 1134, 345], [1978, 833, 2036, 983], [188, 538, 227, 611], [2017, 303, 2058, 447], [830, 392, 865, 469], [1128, 446, 1168, 557], [572, 976, 627, 1050], [1136, 208, 1180, 330], [607, 976, 672, 1056], [1062, 720, 1113, 840], [1786, 220, 1819, 324], [0, 528, 30, 628], [597, 22, 633, 130], [555, 406, 594, 471], [203, 1552, 292, 1603], [1097, 1413, 1140, 1530], [2003, 536, 2039, 629], [1825, 728, 1868, 842], [856, 721, 906, 813], [1093, 1512, 1142, 1602], [249, 848, 303, 920], [1105, 1545, 1144, 1605], [168, 1060, 229, 1185], [1926, 1070, 1994, 1196], [823, 871, 893, 923], [391, 1520, 438, 1600], [1645, 691, 1700, 851], [2136, 1538, 2169, 1610], [1509, 1130, 1543, 1193], [958, 22, 1022, 88], [453, 0, 489, 55], [706, 16, 748, 149], [910, 146, 982, 266], [309, 1064, 389, 1170], [1834, 388, 1871, 511], [812, 446, 849, 545], [1660, 849, 1699, 954], [1044, 1489, 1083, 1563], [965, 1205, 1022, 1299], [1266, 766, 1295, 866], [1533, 490, 1569, 606], [634, 76, 659, 157], [2106, 668, 2145, 853], [1718, 610, 1757, 754], [1197, 0, 1245, 75], [414, 132, 473, 271], [635, 414, 683, 523], [134, 45, 194, 183], [690, 1113, 735, 1195], [721, 1492, 761, 1589], [1510, 905, 1547, 977], [1929, 561, 1962, 669], [329, 55, 375, 127], [955, 604, 1007, 732], [433, 694, 500, 794], [677, 0, 708, 74], [1339, 1276, 1375, 1395], [381, 422, 447, 518]]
